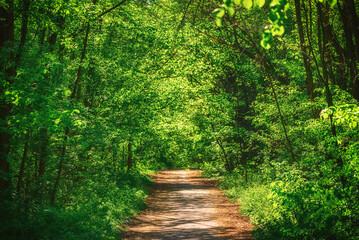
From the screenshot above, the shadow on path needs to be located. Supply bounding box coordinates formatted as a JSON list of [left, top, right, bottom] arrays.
[[123, 170, 253, 240]]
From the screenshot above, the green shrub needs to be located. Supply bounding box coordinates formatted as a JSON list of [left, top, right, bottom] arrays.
[[212, 169, 359, 240], [0, 170, 152, 240]]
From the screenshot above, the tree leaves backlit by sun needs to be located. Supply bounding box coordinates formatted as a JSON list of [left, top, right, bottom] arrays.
[[214, 0, 337, 49]]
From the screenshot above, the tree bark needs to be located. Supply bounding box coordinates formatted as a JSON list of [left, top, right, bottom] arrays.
[[38, 128, 48, 178], [337, 0, 359, 100], [127, 141, 132, 172], [71, 22, 91, 99], [211, 124, 233, 172], [50, 128, 68, 205], [17, 130, 30, 194], [15, 0, 31, 67], [294, 0, 314, 100], [0, 0, 14, 198]]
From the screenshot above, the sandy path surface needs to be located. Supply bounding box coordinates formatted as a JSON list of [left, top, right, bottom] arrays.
[[123, 170, 253, 240]]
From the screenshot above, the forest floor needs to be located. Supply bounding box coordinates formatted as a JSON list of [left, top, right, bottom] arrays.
[[122, 170, 253, 240]]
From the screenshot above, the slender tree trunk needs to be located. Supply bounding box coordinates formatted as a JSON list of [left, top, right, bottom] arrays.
[[23, 175, 31, 216], [40, 28, 46, 45], [234, 25, 296, 162], [294, 0, 314, 100], [267, 74, 296, 163], [50, 128, 68, 206], [232, 25, 290, 85], [15, 0, 31, 67], [317, 3, 347, 187], [71, 0, 100, 99], [17, 130, 30, 194], [112, 140, 117, 173], [344, 0, 359, 60], [71, 22, 91, 99], [127, 141, 132, 172], [0, 0, 15, 198], [38, 128, 48, 178], [317, 3, 337, 136], [211, 124, 233, 171], [337, 0, 359, 100], [314, 1, 347, 89], [122, 145, 125, 169]]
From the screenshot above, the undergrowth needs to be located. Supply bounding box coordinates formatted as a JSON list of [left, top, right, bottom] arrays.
[[202, 162, 359, 240], [0, 170, 153, 240]]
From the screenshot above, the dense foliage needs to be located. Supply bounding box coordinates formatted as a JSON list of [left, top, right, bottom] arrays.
[[1, 0, 359, 239]]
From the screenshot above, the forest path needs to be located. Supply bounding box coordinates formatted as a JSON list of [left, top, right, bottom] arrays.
[[123, 170, 253, 240]]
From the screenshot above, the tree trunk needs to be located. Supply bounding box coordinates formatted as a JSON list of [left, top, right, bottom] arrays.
[[211, 124, 233, 172], [0, 0, 14, 198], [127, 141, 132, 172], [294, 0, 314, 100], [71, 22, 91, 99], [112, 140, 117, 173], [15, 0, 31, 67], [318, 3, 347, 187], [50, 128, 68, 206], [123, 145, 125, 169], [17, 130, 30, 194], [38, 128, 48, 178], [337, 0, 359, 100], [344, 0, 359, 61]]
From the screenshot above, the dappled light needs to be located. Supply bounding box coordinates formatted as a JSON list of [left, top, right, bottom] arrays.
[[1, 0, 359, 239], [123, 170, 253, 240]]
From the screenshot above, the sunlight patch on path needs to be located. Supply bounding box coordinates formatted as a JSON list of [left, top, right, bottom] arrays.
[[123, 170, 253, 240]]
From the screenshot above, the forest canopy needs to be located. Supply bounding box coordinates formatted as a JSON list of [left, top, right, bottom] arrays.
[[1, 0, 359, 239]]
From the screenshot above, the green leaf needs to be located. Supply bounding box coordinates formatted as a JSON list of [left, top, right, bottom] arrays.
[[72, 109, 80, 115], [269, 11, 278, 22], [228, 7, 235, 16], [261, 38, 271, 49], [215, 17, 222, 27], [328, 0, 337, 8], [284, 2, 290, 12], [255, 0, 265, 7], [270, 0, 280, 7], [216, 8, 226, 18], [224, 0, 234, 7], [64, 89, 72, 97], [272, 25, 285, 36], [243, 0, 253, 9], [234, 0, 241, 4]]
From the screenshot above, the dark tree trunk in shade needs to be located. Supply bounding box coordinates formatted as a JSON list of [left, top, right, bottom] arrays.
[[337, 0, 359, 100], [127, 141, 132, 172], [0, 0, 14, 198], [294, 0, 314, 100], [17, 130, 30, 194]]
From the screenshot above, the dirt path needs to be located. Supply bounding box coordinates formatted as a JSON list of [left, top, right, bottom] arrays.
[[123, 170, 253, 240]]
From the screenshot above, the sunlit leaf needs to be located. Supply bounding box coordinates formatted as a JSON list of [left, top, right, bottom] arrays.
[[328, 0, 337, 8], [228, 7, 235, 16], [243, 0, 253, 9], [216, 8, 226, 18], [215, 17, 222, 27], [255, 0, 265, 7], [272, 25, 285, 36], [261, 39, 271, 49]]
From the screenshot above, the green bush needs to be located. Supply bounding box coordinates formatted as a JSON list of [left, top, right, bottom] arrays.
[[212, 168, 359, 240], [0, 171, 152, 240]]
